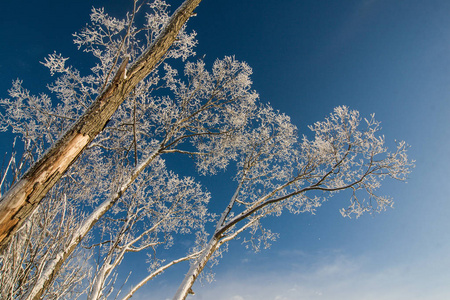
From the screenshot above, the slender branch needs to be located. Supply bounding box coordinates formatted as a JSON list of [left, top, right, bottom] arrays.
[[214, 179, 244, 234], [217, 162, 376, 237], [0, 154, 15, 198], [161, 149, 205, 156]]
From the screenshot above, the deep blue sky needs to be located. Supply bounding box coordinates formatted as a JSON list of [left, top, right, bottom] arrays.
[[1, 1, 450, 299]]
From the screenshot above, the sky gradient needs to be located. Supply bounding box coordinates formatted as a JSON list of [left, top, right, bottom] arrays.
[[1, 0, 449, 299]]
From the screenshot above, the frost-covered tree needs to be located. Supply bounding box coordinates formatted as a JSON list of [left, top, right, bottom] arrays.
[[0, 1, 260, 298], [173, 106, 414, 300], [0, 0, 202, 249]]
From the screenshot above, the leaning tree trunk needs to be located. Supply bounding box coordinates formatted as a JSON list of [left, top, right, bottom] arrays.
[[172, 237, 221, 300], [0, 0, 203, 250]]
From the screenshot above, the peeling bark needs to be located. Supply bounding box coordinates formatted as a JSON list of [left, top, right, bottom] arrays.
[[0, 0, 203, 250]]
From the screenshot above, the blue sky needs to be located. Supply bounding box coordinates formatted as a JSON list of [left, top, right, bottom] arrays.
[[1, 0, 450, 299]]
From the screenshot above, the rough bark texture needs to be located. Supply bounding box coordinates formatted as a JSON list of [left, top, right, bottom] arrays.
[[0, 0, 203, 250]]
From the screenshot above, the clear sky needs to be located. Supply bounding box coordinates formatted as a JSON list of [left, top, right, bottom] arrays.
[[1, 1, 450, 299]]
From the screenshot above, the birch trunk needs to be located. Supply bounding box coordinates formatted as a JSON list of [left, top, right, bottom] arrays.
[[0, 0, 203, 250], [88, 244, 128, 300], [88, 261, 113, 300], [172, 180, 244, 300], [172, 237, 221, 300]]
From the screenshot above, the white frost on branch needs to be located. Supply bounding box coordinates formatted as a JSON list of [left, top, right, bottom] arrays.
[[41, 52, 70, 76]]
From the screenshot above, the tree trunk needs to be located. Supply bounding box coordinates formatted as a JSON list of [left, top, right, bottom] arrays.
[[88, 261, 112, 300], [0, 0, 203, 250], [172, 237, 220, 300]]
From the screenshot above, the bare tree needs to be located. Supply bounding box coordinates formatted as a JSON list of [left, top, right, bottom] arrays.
[[173, 106, 414, 300], [0, 0, 203, 249]]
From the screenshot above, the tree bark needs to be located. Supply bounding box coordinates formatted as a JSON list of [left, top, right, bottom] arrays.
[[0, 0, 203, 250]]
